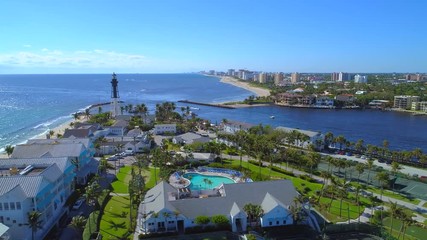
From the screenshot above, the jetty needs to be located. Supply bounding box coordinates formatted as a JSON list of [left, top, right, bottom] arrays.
[[178, 100, 235, 109]]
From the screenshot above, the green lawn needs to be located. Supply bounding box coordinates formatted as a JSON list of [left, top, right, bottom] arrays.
[[227, 159, 322, 196], [147, 231, 233, 240], [146, 167, 160, 189], [318, 197, 365, 223], [99, 196, 137, 240], [112, 166, 155, 193], [366, 186, 420, 205], [111, 166, 133, 193], [83, 211, 100, 240], [423, 202, 427, 208], [383, 217, 427, 240]]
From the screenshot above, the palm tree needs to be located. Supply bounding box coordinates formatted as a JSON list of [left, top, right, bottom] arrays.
[[334, 135, 346, 150], [162, 212, 171, 231], [391, 161, 402, 190], [27, 211, 42, 240], [355, 139, 365, 154], [382, 139, 389, 159], [85, 108, 91, 120], [69, 215, 87, 237], [324, 132, 334, 149], [152, 212, 159, 232], [388, 201, 399, 235], [173, 211, 180, 231], [318, 171, 331, 201], [375, 171, 389, 224], [366, 158, 374, 183], [4, 145, 14, 157], [355, 163, 366, 183]]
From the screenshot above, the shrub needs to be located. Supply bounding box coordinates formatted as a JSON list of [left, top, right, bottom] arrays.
[[194, 215, 210, 225], [211, 215, 230, 227], [271, 166, 295, 176]]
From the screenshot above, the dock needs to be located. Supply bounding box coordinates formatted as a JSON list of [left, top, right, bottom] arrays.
[[178, 100, 236, 109]]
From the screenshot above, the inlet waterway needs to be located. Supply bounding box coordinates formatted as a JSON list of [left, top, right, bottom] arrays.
[[0, 73, 426, 152]]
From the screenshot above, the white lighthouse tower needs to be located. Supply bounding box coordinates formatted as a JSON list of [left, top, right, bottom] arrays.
[[110, 72, 120, 117]]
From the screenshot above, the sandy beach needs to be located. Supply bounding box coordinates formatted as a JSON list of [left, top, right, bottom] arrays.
[[220, 76, 270, 97]]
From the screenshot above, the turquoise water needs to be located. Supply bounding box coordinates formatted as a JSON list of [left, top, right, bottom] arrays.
[[183, 173, 235, 191]]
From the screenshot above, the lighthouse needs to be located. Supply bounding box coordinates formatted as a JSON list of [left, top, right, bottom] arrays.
[[110, 72, 120, 117]]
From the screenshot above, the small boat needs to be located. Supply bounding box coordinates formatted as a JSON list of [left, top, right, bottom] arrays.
[[270, 115, 275, 119]]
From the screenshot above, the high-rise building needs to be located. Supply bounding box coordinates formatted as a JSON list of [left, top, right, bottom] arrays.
[[406, 74, 423, 81], [274, 72, 284, 85], [338, 72, 351, 81], [258, 72, 268, 83], [291, 72, 299, 83], [354, 74, 367, 83], [331, 72, 339, 81], [227, 69, 235, 76]]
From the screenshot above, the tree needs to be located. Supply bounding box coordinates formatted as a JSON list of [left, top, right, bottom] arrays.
[[366, 159, 374, 183], [162, 212, 171, 231], [194, 215, 210, 228], [211, 215, 229, 228], [391, 161, 402, 190], [388, 201, 400, 235], [4, 145, 14, 157], [69, 215, 87, 237], [27, 211, 42, 240], [355, 163, 366, 183], [334, 135, 346, 150]]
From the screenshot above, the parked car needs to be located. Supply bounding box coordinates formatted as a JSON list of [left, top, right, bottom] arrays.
[[108, 156, 118, 161], [72, 198, 85, 210]]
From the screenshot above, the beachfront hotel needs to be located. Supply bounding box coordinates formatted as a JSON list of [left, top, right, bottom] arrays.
[[138, 180, 320, 234], [0, 157, 75, 240]]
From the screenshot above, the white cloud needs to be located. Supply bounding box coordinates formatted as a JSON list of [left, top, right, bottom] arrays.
[[23, 44, 32, 48], [0, 49, 148, 70]]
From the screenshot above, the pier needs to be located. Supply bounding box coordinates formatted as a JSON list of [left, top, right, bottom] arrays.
[[178, 100, 236, 109]]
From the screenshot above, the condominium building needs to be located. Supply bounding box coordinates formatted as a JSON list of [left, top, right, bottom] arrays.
[[411, 101, 427, 112], [0, 157, 75, 240], [331, 72, 339, 81], [338, 72, 351, 81], [227, 69, 235, 76], [394, 95, 420, 109], [258, 72, 268, 83], [274, 72, 284, 85], [291, 72, 299, 83], [354, 74, 367, 83]]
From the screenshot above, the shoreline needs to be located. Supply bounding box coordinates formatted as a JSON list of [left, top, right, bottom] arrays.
[[219, 76, 270, 97]]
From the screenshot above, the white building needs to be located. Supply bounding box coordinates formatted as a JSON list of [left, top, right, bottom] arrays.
[[154, 124, 177, 135], [138, 180, 317, 234], [0, 157, 75, 240], [276, 126, 324, 149], [354, 74, 367, 83]]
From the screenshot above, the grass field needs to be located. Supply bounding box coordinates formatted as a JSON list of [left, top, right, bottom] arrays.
[[366, 186, 421, 205], [99, 196, 137, 240], [383, 217, 427, 240]]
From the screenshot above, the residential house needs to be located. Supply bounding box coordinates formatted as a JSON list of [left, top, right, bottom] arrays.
[[175, 152, 215, 163], [98, 135, 152, 155], [276, 126, 324, 149], [10, 141, 96, 185], [107, 119, 128, 136], [154, 124, 177, 135], [275, 93, 315, 106], [172, 132, 210, 145], [0, 157, 75, 240], [314, 96, 334, 108], [222, 120, 254, 134], [139, 180, 309, 234]]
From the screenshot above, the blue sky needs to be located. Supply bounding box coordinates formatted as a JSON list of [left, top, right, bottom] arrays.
[[0, 0, 426, 73]]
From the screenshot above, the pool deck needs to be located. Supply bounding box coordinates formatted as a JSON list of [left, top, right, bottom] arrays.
[[168, 169, 246, 189]]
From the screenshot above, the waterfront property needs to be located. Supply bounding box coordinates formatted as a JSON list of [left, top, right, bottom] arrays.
[[222, 120, 254, 134], [394, 95, 420, 110], [154, 124, 177, 135], [10, 139, 97, 185], [0, 157, 75, 240], [139, 180, 307, 234], [276, 126, 324, 149], [172, 132, 210, 145]]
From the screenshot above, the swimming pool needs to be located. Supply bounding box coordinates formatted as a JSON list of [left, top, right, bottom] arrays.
[[183, 173, 235, 190]]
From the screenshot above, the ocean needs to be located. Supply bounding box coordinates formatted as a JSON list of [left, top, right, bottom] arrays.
[[1, 73, 427, 152]]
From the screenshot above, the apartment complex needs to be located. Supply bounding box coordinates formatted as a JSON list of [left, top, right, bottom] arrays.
[[0, 157, 75, 240], [393, 95, 420, 110], [291, 72, 300, 83]]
